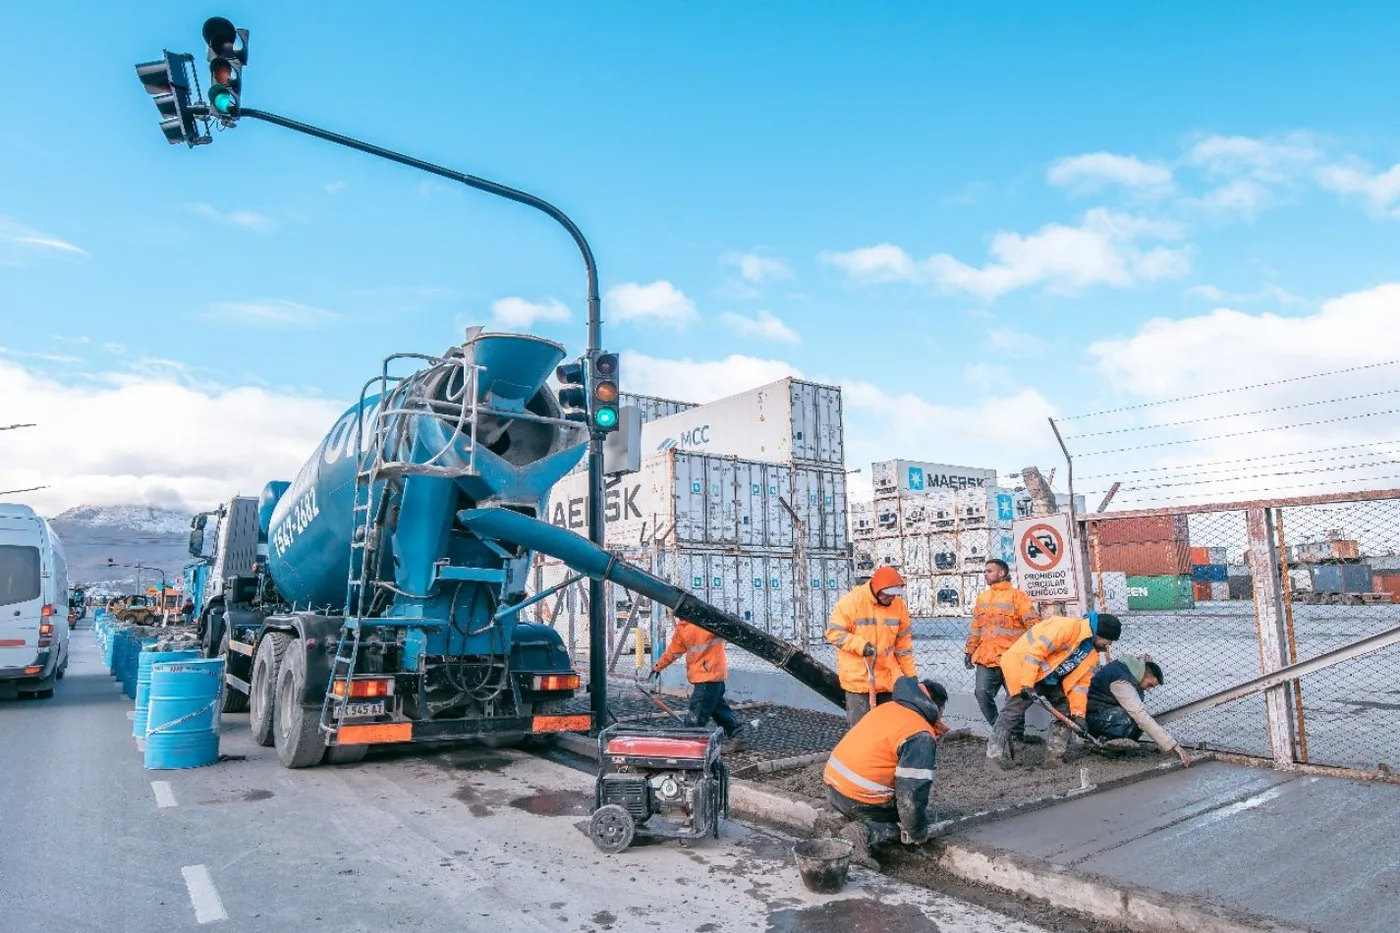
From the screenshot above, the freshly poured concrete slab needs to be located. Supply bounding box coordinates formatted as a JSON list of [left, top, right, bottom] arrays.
[[954, 760, 1400, 933]]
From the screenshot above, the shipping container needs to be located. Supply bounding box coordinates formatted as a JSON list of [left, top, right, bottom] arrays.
[[900, 496, 931, 534], [1372, 571, 1400, 601], [929, 532, 959, 572], [1287, 568, 1312, 594], [1092, 572, 1130, 613], [853, 542, 876, 575], [960, 528, 1017, 571], [849, 501, 875, 540], [906, 576, 934, 616], [1189, 547, 1210, 566], [1095, 541, 1191, 576], [619, 392, 696, 423], [1206, 547, 1229, 564], [1192, 580, 1212, 602], [1210, 581, 1230, 601], [1370, 554, 1400, 572], [933, 575, 964, 616], [1293, 539, 1362, 562], [1125, 575, 1195, 611], [874, 537, 902, 569], [872, 459, 998, 496], [641, 377, 844, 466], [903, 536, 931, 575], [1227, 575, 1254, 600], [875, 498, 901, 535], [1190, 563, 1229, 582], [1090, 514, 1190, 546], [1309, 563, 1374, 594]]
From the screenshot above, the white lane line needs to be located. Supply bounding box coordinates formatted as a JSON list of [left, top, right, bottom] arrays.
[[181, 865, 229, 924], [151, 781, 177, 808]]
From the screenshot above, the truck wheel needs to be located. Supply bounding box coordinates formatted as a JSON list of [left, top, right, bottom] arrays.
[[274, 643, 326, 769], [325, 744, 368, 765], [250, 632, 291, 747], [218, 630, 250, 714]]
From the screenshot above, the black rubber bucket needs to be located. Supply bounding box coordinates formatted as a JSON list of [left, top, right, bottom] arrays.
[[792, 838, 853, 894]]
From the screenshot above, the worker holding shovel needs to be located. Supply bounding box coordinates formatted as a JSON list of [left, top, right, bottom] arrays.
[[649, 619, 747, 751], [825, 566, 919, 727]]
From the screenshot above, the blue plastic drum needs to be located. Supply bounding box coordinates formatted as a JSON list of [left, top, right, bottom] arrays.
[[110, 630, 130, 679], [133, 648, 200, 738], [122, 637, 158, 699], [144, 659, 225, 770]]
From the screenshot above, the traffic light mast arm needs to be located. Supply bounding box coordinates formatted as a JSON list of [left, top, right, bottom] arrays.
[[236, 107, 601, 350]]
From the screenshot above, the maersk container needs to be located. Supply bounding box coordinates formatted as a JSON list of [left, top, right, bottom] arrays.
[[849, 501, 875, 540], [873, 536, 902, 569], [853, 542, 876, 575], [871, 459, 998, 497], [640, 377, 844, 466], [903, 536, 931, 575], [1125, 575, 1195, 611], [1310, 563, 1374, 594], [875, 498, 901, 535]]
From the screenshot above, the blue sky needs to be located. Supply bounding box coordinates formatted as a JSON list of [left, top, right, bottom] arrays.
[[5, 2, 1400, 512]]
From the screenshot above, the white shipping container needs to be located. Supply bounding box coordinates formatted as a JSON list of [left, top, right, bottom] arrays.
[[790, 466, 850, 552], [849, 500, 875, 540], [903, 535, 931, 574], [929, 532, 960, 573], [1092, 571, 1130, 613], [962, 572, 988, 607], [933, 575, 965, 616], [874, 536, 903, 569], [906, 576, 934, 617], [900, 496, 930, 535], [875, 498, 902, 535], [620, 392, 697, 423], [1210, 581, 1230, 601], [853, 542, 876, 575], [958, 528, 1018, 571], [872, 459, 999, 496], [641, 377, 844, 466]]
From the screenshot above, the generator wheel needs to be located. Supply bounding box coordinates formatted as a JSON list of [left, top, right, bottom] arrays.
[[589, 805, 635, 854]]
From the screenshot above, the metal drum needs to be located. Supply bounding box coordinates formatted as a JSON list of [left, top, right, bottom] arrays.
[[110, 629, 131, 679], [144, 659, 225, 770], [122, 637, 158, 699], [133, 648, 200, 738]]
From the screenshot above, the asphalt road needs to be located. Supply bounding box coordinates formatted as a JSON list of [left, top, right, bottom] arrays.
[[0, 626, 1050, 933]]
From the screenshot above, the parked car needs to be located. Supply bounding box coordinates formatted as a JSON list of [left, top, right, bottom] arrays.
[[0, 503, 70, 699]]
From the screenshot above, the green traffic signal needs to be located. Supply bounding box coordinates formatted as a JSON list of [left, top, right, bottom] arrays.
[[594, 407, 618, 429], [209, 85, 238, 116]]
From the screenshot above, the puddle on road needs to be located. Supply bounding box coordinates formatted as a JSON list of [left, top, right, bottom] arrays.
[[765, 900, 940, 933], [508, 791, 592, 816], [198, 788, 275, 805]]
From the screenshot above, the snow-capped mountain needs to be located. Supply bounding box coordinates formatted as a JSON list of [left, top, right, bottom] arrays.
[[49, 504, 195, 592], [53, 505, 192, 536]]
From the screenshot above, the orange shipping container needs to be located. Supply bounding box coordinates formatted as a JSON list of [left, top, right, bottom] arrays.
[[1091, 515, 1190, 547], [1189, 547, 1211, 565], [1193, 581, 1213, 602], [1095, 541, 1192, 576], [1373, 572, 1400, 600]]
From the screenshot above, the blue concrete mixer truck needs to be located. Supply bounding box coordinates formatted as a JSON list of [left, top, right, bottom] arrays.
[[203, 327, 844, 769]]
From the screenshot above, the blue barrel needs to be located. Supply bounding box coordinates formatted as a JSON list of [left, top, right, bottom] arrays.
[[134, 648, 200, 738], [122, 637, 158, 699], [145, 659, 224, 770], [110, 630, 130, 678]]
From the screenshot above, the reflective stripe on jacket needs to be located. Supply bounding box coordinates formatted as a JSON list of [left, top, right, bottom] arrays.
[[824, 584, 917, 693], [655, 620, 727, 683], [823, 689, 939, 806], [965, 582, 1039, 667], [999, 616, 1099, 717]]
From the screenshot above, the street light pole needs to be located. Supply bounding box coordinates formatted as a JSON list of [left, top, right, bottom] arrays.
[[222, 106, 611, 732]]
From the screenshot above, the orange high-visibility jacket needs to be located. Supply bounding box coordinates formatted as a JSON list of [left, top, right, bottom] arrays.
[[965, 582, 1040, 667], [999, 616, 1099, 717], [823, 686, 944, 806], [824, 584, 917, 693], [655, 620, 727, 683]]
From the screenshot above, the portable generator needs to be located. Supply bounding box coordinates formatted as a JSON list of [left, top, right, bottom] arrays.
[[588, 724, 729, 853]]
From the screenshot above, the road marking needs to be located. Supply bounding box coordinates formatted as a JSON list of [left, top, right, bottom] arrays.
[[181, 865, 228, 924], [152, 781, 177, 808], [126, 710, 135, 720]]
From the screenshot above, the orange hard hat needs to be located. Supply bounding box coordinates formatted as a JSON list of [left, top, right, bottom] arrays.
[[869, 565, 905, 597]]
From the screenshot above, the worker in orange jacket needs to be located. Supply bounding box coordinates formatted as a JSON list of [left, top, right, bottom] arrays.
[[650, 620, 745, 750], [986, 613, 1121, 769], [822, 676, 949, 869], [825, 566, 918, 726], [964, 559, 1040, 735]]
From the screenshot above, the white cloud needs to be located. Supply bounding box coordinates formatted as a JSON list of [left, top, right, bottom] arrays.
[[1317, 161, 1400, 213], [0, 357, 346, 515], [621, 351, 800, 404], [723, 252, 793, 284], [0, 346, 83, 365], [1185, 284, 1306, 306], [1047, 152, 1173, 195], [604, 281, 699, 327], [1189, 178, 1272, 218], [187, 203, 277, 233], [719, 310, 799, 343], [204, 299, 340, 329], [1183, 132, 1321, 182], [986, 328, 1045, 357], [0, 217, 87, 264], [323, 180, 347, 194], [490, 296, 571, 328], [819, 244, 918, 283]]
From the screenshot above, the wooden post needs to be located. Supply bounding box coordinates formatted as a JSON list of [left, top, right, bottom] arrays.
[[1245, 508, 1298, 769]]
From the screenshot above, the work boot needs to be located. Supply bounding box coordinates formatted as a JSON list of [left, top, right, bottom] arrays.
[[724, 729, 748, 753], [838, 821, 879, 871], [813, 810, 847, 837], [1045, 724, 1071, 765], [1013, 731, 1045, 746], [986, 728, 1015, 771]]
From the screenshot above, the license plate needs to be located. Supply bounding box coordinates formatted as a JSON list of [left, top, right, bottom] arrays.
[[337, 701, 386, 719]]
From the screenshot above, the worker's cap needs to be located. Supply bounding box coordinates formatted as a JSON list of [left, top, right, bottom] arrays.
[[1095, 613, 1122, 641], [870, 565, 905, 597], [1144, 660, 1164, 684], [919, 679, 948, 709]]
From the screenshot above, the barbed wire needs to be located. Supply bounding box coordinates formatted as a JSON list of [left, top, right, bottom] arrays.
[[1060, 358, 1400, 421], [1081, 458, 1400, 496], [1078, 408, 1400, 457], [1076, 440, 1400, 480], [1108, 472, 1400, 503], [1063, 387, 1400, 440]]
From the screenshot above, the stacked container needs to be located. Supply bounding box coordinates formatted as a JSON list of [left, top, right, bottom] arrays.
[[1091, 515, 1193, 608]]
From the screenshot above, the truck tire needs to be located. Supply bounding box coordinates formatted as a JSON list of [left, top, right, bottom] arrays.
[[325, 744, 368, 765], [250, 632, 291, 747], [219, 630, 250, 714], [274, 642, 326, 769]]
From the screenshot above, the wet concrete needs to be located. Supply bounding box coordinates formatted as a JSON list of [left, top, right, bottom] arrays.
[[765, 899, 941, 933], [508, 790, 593, 817], [953, 760, 1400, 933], [196, 787, 276, 805]]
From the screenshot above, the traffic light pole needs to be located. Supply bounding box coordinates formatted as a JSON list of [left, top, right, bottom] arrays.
[[231, 106, 611, 733]]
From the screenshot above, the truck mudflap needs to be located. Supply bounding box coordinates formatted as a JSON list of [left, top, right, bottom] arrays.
[[458, 507, 846, 709], [335, 712, 593, 746]]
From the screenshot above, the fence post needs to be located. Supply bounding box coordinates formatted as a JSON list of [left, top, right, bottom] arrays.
[[1246, 508, 1298, 769]]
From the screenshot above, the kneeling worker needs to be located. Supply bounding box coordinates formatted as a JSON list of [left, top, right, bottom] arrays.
[[822, 676, 948, 868], [650, 619, 746, 750], [1087, 655, 1191, 768], [825, 566, 918, 726], [988, 613, 1121, 768]]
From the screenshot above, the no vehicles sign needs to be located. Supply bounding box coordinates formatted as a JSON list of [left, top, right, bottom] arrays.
[[1013, 513, 1080, 601]]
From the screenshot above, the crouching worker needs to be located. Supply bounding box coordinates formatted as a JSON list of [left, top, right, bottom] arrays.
[[822, 677, 948, 869], [1087, 655, 1191, 768], [649, 620, 746, 751], [988, 613, 1121, 769]]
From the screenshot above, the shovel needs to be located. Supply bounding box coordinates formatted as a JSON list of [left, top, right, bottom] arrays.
[[635, 681, 686, 723], [1021, 689, 1108, 750]]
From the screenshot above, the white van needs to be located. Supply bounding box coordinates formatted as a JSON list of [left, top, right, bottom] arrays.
[[0, 503, 70, 698]]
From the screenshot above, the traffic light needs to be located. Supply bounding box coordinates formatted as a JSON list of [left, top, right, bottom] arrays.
[[589, 352, 620, 433], [135, 52, 201, 146], [202, 16, 249, 120], [555, 358, 588, 424]]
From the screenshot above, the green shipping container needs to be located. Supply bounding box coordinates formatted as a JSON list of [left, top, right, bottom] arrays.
[[1125, 575, 1195, 611]]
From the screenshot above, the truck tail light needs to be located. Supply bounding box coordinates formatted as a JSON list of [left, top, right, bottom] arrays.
[[23, 666, 41, 676], [38, 621, 53, 648], [41, 604, 55, 618], [332, 677, 393, 699], [531, 673, 580, 691]]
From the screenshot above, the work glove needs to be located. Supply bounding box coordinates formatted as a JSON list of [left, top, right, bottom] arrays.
[[1072, 716, 1088, 734], [646, 667, 660, 684], [862, 643, 876, 659], [1019, 688, 1035, 701], [963, 653, 974, 670]]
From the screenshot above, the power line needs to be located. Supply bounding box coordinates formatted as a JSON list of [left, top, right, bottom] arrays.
[[1112, 472, 1400, 503], [1078, 408, 1400, 457], [1077, 439, 1400, 479], [1061, 358, 1400, 421], [1081, 457, 1400, 495], [1064, 387, 1400, 440]]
